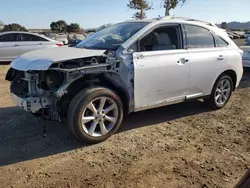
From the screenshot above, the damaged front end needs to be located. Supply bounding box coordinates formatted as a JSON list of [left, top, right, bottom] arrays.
[[6, 50, 121, 121]]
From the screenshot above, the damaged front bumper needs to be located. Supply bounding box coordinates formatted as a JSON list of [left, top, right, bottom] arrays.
[[11, 93, 52, 113]]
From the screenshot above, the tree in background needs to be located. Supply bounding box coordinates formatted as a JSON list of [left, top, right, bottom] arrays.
[[50, 20, 68, 33], [3, 23, 28, 32], [0, 21, 4, 30], [133, 12, 146, 20], [67, 23, 81, 33], [127, 0, 153, 20], [221, 22, 228, 30], [162, 0, 186, 16]]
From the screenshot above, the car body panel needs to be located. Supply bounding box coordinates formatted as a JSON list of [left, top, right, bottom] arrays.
[[133, 49, 190, 110], [7, 16, 244, 116], [0, 31, 61, 62], [241, 46, 250, 67], [11, 47, 106, 71], [0, 41, 22, 61], [186, 47, 229, 96]]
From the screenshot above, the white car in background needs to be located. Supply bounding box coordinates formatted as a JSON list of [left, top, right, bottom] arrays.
[[0, 31, 63, 62], [46, 33, 68, 45]]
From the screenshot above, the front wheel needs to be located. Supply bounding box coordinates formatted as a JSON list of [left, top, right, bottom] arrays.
[[205, 74, 233, 110], [67, 87, 123, 143]]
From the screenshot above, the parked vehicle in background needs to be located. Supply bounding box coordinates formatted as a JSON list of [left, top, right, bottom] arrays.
[[232, 32, 241, 39], [227, 31, 246, 39], [227, 32, 234, 39], [233, 31, 246, 39], [6, 16, 243, 143], [45, 33, 68, 45], [245, 37, 250, 45], [246, 32, 250, 38], [67, 33, 87, 45], [241, 45, 250, 67], [0, 31, 63, 62]]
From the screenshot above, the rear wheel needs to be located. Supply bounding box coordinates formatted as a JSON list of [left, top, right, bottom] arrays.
[[67, 87, 123, 143], [205, 74, 233, 110]]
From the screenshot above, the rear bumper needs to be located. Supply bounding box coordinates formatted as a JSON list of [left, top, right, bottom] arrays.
[[11, 93, 52, 113]]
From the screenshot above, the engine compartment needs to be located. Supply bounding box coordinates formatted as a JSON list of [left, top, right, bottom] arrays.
[[5, 52, 122, 121]]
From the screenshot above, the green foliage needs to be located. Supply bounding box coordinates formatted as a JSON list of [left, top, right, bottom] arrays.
[[133, 12, 146, 20], [163, 0, 186, 16], [221, 22, 228, 30], [3, 23, 28, 32], [67, 23, 81, 33], [127, 0, 153, 20], [50, 20, 68, 33], [0, 21, 4, 31]]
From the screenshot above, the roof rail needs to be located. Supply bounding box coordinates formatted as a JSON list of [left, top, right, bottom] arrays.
[[159, 16, 216, 27]]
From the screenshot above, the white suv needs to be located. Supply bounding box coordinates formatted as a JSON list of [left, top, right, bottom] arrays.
[[6, 17, 243, 143]]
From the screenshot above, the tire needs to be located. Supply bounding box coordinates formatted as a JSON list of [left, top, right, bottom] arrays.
[[67, 87, 123, 143], [205, 74, 233, 110]]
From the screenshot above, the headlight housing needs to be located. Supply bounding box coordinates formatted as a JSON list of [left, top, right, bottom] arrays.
[[40, 71, 63, 90]]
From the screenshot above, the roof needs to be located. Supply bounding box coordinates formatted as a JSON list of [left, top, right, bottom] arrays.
[[0, 31, 56, 42], [0, 31, 39, 35], [124, 16, 218, 29]]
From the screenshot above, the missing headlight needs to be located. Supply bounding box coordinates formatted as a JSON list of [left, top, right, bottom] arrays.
[[39, 71, 64, 90]]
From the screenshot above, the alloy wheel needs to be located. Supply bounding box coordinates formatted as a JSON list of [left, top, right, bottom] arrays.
[[214, 79, 231, 106], [81, 97, 119, 137]]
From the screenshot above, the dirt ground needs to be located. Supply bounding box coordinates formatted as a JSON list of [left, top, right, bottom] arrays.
[[0, 51, 250, 187]]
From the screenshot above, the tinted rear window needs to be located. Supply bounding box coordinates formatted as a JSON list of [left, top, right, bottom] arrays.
[[21, 34, 48, 41], [185, 25, 215, 48]]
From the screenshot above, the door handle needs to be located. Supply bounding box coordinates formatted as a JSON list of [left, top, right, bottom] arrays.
[[14, 44, 19, 47], [136, 54, 144, 59], [177, 58, 188, 65], [217, 55, 225, 61]]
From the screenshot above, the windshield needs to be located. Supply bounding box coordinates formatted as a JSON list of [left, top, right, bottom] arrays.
[[76, 22, 148, 50]]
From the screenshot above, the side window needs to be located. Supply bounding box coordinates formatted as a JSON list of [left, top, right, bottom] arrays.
[[215, 36, 229, 47], [139, 26, 181, 52], [185, 25, 215, 49], [0, 34, 18, 42], [21, 34, 48, 41]]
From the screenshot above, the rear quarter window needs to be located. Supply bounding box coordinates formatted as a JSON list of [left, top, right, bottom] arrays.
[[215, 36, 229, 47]]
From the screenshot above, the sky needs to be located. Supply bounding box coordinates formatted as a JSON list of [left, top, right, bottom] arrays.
[[0, 0, 250, 29]]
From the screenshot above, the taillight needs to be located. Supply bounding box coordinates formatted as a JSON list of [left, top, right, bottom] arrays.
[[56, 43, 63, 47]]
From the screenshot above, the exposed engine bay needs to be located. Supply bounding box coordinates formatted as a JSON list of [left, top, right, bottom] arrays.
[[5, 51, 122, 121]]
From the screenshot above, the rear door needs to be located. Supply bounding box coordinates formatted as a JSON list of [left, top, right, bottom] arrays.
[[184, 24, 229, 98], [19, 33, 52, 54], [0, 33, 20, 61]]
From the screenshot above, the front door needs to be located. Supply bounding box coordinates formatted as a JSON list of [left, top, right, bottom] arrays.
[[133, 25, 190, 111]]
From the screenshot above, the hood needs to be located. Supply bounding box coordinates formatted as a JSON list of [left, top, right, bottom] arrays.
[[11, 47, 106, 71]]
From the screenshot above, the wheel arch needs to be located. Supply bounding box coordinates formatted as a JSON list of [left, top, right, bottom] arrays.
[[220, 69, 237, 91], [210, 69, 237, 95], [59, 73, 130, 116]]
